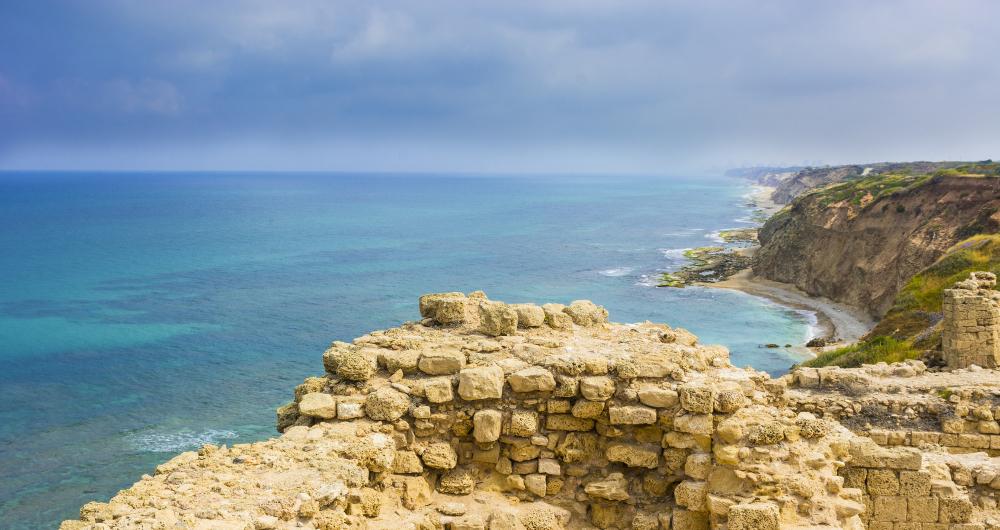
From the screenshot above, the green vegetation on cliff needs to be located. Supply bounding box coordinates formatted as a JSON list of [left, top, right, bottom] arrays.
[[804, 161, 999, 209], [803, 234, 1000, 368]]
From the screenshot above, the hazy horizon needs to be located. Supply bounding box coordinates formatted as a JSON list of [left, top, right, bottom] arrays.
[[2, 0, 999, 173]]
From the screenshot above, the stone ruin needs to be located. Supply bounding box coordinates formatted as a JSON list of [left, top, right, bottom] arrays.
[[62, 291, 991, 530], [943, 272, 1000, 370]]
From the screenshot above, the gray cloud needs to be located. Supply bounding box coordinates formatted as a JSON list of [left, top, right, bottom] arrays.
[[1, 0, 998, 172]]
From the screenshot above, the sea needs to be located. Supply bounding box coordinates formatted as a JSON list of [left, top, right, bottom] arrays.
[[0, 171, 815, 528]]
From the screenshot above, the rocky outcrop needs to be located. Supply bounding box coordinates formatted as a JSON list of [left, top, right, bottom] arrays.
[[754, 175, 1000, 317], [62, 291, 1000, 530]]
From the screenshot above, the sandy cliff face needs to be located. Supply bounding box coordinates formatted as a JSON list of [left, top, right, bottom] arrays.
[[754, 175, 1000, 318]]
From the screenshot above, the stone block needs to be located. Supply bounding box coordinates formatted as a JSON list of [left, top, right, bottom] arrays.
[[637, 386, 678, 408], [906, 496, 938, 523], [679, 385, 714, 414], [421, 442, 458, 470], [674, 413, 713, 435], [899, 470, 931, 496], [546, 414, 594, 432], [478, 302, 518, 337], [508, 366, 557, 393], [605, 443, 660, 469], [510, 410, 539, 437], [674, 480, 708, 511], [579, 376, 615, 401], [872, 496, 906, 522], [938, 497, 972, 523], [728, 502, 779, 530], [458, 365, 505, 400], [298, 392, 337, 419], [608, 405, 657, 425], [423, 377, 454, 403], [867, 469, 900, 495], [671, 509, 709, 530], [473, 409, 502, 443], [684, 453, 712, 480], [571, 399, 605, 419], [417, 350, 466, 375]]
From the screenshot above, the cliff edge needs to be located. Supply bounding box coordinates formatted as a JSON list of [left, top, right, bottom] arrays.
[[753, 172, 1000, 319]]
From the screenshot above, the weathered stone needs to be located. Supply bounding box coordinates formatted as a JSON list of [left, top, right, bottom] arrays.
[[545, 414, 594, 431], [401, 476, 432, 510], [556, 432, 598, 463], [637, 386, 678, 408], [298, 392, 337, 419], [417, 350, 466, 375], [671, 509, 709, 530], [584, 473, 629, 501], [579, 376, 615, 401], [337, 399, 365, 419], [605, 444, 659, 469], [674, 480, 708, 511], [563, 300, 608, 326], [728, 502, 779, 530], [479, 302, 519, 337], [608, 406, 656, 425], [473, 409, 503, 443], [421, 442, 458, 470], [458, 365, 505, 400], [511, 304, 546, 328], [524, 474, 547, 497], [684, 453, 712, 480], [508, 367, 557, 393], [510, 410, 539, 437], [679, 385, 714, 414], [364, 387, 410, 421], [571, 399, 605, 419], [541, 304, 574, 329], [419, 292, 467, 324], [393, 450, 424, 474], [337, 349, 378, 381], [438, 468, 475, 495], [423, 377, 455, 403]]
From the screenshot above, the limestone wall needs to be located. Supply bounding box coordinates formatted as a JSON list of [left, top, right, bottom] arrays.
[[273, 292, 907, 529], [61, 292, 991, 530], [943, 272, 1000, 370], [841, 444, 976, 529]]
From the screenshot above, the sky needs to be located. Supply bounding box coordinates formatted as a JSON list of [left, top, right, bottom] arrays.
[[1, 0, 999, 173]]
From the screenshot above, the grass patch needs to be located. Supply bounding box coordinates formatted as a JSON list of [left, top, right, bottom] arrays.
[[804, 234, 1000, 367], [803, 336, 921, 368]]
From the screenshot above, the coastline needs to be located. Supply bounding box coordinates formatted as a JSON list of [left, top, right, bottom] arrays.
[[705, 268, 876, 346], [697, 182, 876, 349]]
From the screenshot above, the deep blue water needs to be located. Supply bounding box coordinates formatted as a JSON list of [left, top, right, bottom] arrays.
[[0, 172, 812, 528]]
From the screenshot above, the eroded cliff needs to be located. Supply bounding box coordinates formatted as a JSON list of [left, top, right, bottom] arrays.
[[753, 173, 1000, 319]]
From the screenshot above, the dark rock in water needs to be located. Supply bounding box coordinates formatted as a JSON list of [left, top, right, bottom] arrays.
[[658, 246, 751, 287], [806, 337, 827, 348], [764, 343, 780, 348]]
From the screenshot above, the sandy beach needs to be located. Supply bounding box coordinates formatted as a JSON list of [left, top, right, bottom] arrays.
[[700, 183, 876, 348], [708, 268, 876, 345]]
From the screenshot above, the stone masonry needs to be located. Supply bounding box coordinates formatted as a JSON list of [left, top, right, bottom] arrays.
[[63, 292, 993, 530], [943, 272, 1000, 369]]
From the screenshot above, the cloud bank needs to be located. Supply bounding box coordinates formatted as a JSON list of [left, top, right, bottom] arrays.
[[1, 0, 998, 172]]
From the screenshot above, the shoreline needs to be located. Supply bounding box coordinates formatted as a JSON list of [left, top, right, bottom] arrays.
[[696, 182, 876, 351], [702, 268, 876, 347]]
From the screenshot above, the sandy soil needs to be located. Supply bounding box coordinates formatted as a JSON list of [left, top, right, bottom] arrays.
[[708, 268, 876, 345]]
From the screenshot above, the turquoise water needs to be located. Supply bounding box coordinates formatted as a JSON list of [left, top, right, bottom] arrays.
[[0, 172, 812, 528]]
